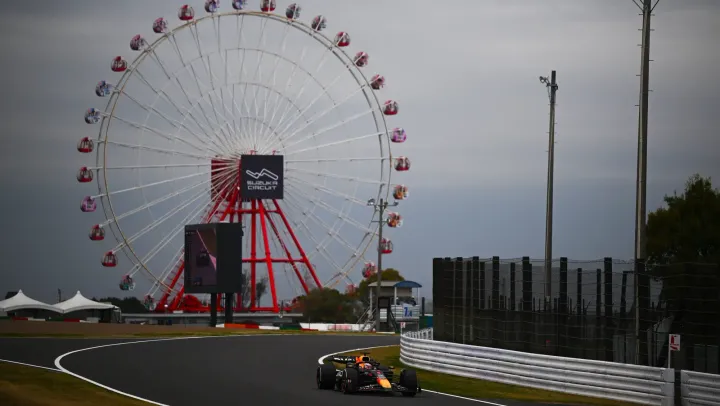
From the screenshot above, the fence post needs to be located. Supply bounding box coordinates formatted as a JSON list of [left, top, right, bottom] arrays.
[[471, 257, 480, 344], [510, 262, 516, 312], [559, 257, 568, 356], [443, 257, 453, 342], [432, 257, 443, 339], [522, 257, 532, 352], [465, 258, 473, 343], [604, 258, 614, 362], [596, 269, 602, 359], [454, 257, 464, 344]]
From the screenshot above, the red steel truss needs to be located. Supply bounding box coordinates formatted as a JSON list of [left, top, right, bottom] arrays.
[[154, 157, 322, 313]]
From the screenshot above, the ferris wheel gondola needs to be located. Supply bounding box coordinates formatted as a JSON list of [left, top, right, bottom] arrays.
[[76, 1, 410, 312]]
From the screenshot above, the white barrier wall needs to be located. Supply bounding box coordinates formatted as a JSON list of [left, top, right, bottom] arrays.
[[681, 370, 720, 406], [400, 328, 675, 406]]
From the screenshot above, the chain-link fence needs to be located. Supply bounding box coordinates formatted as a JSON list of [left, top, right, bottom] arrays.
[[432, 257, 720, 374]]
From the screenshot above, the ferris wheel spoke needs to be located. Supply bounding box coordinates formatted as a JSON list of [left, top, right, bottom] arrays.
[[286, 188, 366, 256], [100, 169, 212, 197], [286, 175, 376, 209], [261, 49, 308, 149], [189, 25, 235, 149], [127, 192, 211, 279], [263, 36, 307, 145], [273, 63, 360, 145], [243, 17, 270, 149], [98, 168, 234, 226], [270, 103, 376, 154], [279, 196, 347, 272], [286, 183, 373, 235], [111, 186, 210, 252], [121, 88, 227, 157], [287, 166, 384, 185], [257, 24, 291, 145], [268, 39, 334, 145], [187, 63, 235, 149], [283, 130, 386, 157], [110, 114, 210, 155], [150, 247, 183, 295], [132, 69, 224, 152], [104, 140, 210, 160], [91, 163, 208, 170], [287, 156, 387, 164], [142, 35, 231, 148], [149, 177, 236, 296]]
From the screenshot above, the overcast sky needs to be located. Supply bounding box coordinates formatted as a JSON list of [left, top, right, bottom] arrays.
[[0, 0, 718, 304]]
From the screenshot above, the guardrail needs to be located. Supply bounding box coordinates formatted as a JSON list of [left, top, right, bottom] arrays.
[[404, 328, 433, 340], [400, 328, 675, 405], [681, 370, 720, 406]]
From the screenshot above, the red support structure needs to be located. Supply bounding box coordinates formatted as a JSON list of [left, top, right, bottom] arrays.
[[156, 157, 323, 314]]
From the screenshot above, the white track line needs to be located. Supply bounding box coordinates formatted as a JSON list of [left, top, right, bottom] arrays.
[[317, 346, 509, 405], [0, 358, 62, 372], [54, 333, 394, 405]]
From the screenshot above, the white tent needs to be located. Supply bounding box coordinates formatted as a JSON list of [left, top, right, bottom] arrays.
[[54, 291, 117, 314], [0, 290, 61, 313]]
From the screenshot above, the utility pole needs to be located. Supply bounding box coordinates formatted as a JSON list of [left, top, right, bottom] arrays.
[[632, 0, 658, 365], [539, 71, 558, 303], [367, 196, 398, 333]]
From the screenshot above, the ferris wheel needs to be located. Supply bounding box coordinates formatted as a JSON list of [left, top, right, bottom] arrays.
[[76, 0, 410, 313]]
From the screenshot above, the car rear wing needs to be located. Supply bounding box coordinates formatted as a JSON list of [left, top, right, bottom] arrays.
[[328, 356, 358, 364]]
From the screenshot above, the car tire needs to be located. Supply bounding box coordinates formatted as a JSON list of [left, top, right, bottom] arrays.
[[341, 368, 359, 394], [316, 364, 336, 390], [399, 369, 418, 397]]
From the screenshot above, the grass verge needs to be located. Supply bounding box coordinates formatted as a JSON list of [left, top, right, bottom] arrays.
[[339, 346, 637, 406], [0, 363, 146, 406]]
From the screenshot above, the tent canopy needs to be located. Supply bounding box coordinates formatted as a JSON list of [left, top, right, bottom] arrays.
[[54, 291, 117, 313], [0, 290, 61, 313]]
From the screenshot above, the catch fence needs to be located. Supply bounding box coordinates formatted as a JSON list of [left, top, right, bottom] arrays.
[[432, 256, 720, 374]]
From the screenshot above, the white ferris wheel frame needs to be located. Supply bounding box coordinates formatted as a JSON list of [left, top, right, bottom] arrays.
[[90, 10, 396, 296]]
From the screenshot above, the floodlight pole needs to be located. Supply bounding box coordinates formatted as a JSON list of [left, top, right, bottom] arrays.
[[633, 0, 658, 365], [539, 71, 558, 303], [375, 199, 385, 333], [368, 197, 398, 333]]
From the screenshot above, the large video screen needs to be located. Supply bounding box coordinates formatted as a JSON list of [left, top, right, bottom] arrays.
[[184, 227, 218, 292], [184, 223, 244, 294]]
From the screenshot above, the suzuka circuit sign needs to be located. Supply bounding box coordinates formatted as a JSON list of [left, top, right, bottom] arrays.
[[240, 154, 284, 200]]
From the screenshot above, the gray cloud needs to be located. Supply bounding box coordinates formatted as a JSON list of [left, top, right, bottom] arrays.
[[1, 0, 718, 303]]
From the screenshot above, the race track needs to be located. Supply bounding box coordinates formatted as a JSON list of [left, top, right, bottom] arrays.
[[0, 335, 522, 405]]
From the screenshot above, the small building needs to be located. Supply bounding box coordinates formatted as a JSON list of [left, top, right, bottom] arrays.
[[366, 280, 423, 328]]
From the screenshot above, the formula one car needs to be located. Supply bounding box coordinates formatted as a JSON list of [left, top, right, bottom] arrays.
[[316, 353, 421, 396]]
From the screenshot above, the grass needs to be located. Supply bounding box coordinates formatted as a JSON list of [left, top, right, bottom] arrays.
[[338, 346, 638, 406], [0, 363, 146, 406]]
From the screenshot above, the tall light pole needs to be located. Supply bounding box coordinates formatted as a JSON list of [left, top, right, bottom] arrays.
[[367, 197, 398, 332], [632, 0, 658, 365], [539, 71, 558, 302]]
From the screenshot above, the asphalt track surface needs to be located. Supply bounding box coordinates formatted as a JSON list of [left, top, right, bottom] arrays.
[[0, 335, 541, 406]]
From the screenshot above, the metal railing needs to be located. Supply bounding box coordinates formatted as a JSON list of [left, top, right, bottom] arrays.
[[400, 328, 675, 405]]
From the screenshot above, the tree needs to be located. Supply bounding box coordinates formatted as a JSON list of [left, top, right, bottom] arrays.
[[95, 296, 148, 313], [647, 174, 720, 265], [236, 270, 268, 308], [355, 268, 405, 306], [646, 173, 720, 348], [294, 288, 359, 323]]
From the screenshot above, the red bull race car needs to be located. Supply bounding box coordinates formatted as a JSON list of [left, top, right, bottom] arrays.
[[316, 353, 421, 396]]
